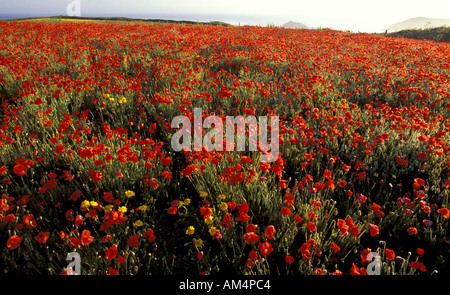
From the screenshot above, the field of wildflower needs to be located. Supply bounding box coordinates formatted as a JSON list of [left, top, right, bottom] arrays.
[[0, 20, 449, 276]]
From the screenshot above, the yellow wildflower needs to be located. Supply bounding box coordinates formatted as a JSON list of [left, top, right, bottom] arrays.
[[125, 190, 135, 198], [118, 206, 127, 213], [81, 200, 90, 210], [220, 202, 228, 211], [183, 198, 191, 205], [186, 226, 195, 235], [218, 194, 226, 200], [138, 205, 148, 211], [194, 238, 203, 248], [204, 216, 214, 225], [134, 220, 143, 227], [208, 226, 217, 236], [104, 205, 113, 213], [200, 191, 208, 198]]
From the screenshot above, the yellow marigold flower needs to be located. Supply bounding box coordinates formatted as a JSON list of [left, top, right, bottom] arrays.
[[208, 226, 217, 236], [138, 205, 148, 211], [183, 198, 191, 205], [373, 172, 379, 177], [134, 220, 143, 227], [104, 205, 113, 213], [118, 97, 127, 104], [218, 194, 226, 200], [81, 200, 90, 210], [125, 190, 135, 198], [118, 206, 127, 213], [200, 191, 208, 198], [194, 238, 203, 248], [204, 216, 214, 225], [186, 226, 195, 235], [90, 201, 99, 207], [220, 202, 228, 211]]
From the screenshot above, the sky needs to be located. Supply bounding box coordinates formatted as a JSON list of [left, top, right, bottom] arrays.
[[0, 0, 449, 32]]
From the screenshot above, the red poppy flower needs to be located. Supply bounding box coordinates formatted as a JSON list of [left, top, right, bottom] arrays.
[[413, 178, 425, 189], [213, 229, 222, 240], [17, 195, 29, 206], [280, 207, 292, 216], [3, 214, 15, 225], [385, 248, 395, 260], [299, 242, 311, 257], [13, 164, 27, 176], [74, 215, 85, 227], [227, 202, 237, 210], [243, 232, 260, 244], [351, 263, 360, 275], [6, 235, 23, 250], [108, 267, 119, 275], [264, 225, 276, 240], [144, 229, 156, 242], [70, 238, 81, 248], [407, 227, 418, 235], [306, 221, 317, 232], [360, 248, 372, 263], [23, 214, 37, 228], [81, 230, 94, 245], [55, 143, 65, 154], [65, 209, 74, 221], [34, 231, 49, 244], [358, 172, 366, 181], [330, 242, 340, 252], [258, 242, 274, 256], [105, 245, 118, 261], [103, 192, 113, 203], [369, 224, 379, 237], [259, 162, 271, 173], [167, 206, 177, 215], [437, 208, 449, 219], [88, 169, 104, 182], [285, 255, 294, 264], [338, 180, 347, 188], [247, 250, 258, 261], [127, 235, 139, 247], [118, 255, 126, 264], [294, 215, 304, 223], [410, 261, 426, 272]]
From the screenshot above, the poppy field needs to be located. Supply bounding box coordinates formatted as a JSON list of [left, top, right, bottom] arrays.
[[0, 20, 449, 276]]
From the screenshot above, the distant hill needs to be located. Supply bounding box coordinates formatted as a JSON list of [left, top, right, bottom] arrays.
[[2, 15, 232, 26], [387, 17, 450, 33], [282, 21, 308, 29], [386, 26, 450, 43]]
